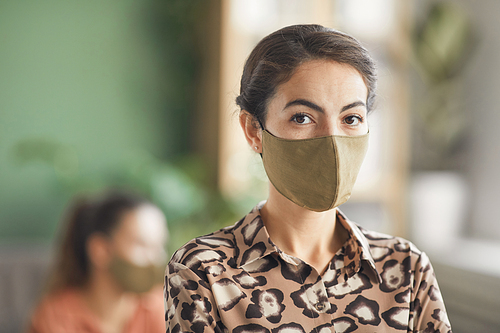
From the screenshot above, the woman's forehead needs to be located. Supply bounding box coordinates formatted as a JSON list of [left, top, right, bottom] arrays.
[[112, 205, 166, 242], [271, 60, 368, 107]]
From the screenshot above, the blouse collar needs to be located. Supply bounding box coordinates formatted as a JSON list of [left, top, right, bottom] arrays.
[[233, 202, 382, 283]]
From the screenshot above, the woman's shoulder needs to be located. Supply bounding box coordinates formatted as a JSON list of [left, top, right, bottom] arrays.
[[360, 226, 421, 253], [32, 288, 82, 312], [26, 288, 97, 333], [350, 223, 427, 268], [338, 209, 422, 259], [168, 219, 242, 269]]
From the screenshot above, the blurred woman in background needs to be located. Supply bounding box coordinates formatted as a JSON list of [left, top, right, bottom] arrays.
[[27, 191, 168, 333]]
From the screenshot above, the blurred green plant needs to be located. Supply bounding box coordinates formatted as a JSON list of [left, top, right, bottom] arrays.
[[8, 0, 244, 252], [411, 1, 475, 170], [11, 138, 240, 254]]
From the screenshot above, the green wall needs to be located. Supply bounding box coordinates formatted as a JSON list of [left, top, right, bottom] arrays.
[[0, 1, 195, 242]]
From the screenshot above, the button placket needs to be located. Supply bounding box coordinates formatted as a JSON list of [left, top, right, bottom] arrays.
[[293, 260, 337, 331], [306, 279, 330, 315]]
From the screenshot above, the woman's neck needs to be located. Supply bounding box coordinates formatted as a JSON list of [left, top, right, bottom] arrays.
[[81, 273, 136, 333], [260, 184, 349, 274]]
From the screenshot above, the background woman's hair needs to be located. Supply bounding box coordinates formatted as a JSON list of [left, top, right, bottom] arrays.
[[236, 24, 377, 128], [46, 191, 149, 293]]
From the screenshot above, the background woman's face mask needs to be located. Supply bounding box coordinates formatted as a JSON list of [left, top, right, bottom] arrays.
[[108, 255, 165, 293], [262, 130, 369, 212]]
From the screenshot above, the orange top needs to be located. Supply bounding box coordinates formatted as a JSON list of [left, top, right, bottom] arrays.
[[26, 288, 165, 333]]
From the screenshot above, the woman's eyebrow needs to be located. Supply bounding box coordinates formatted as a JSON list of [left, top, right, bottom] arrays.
[[284, 99, 366, 114], [341, 101, 366, 113], [283, 99, 325, 113]]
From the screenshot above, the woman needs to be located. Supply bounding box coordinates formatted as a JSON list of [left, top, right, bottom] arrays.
[[165, 25, 451, 333], [27, 191, 168, 333]]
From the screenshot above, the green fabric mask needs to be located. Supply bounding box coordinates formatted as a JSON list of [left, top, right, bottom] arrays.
[[262, 130, 369, 212], [108, 256, 165, 294]]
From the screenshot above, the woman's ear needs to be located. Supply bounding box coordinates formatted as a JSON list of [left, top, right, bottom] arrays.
[[239, 111, 262, 154], [87, 234, 112, 271]]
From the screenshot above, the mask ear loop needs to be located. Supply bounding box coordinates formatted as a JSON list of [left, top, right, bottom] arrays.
[[257, 118, 264, 158], [257, 118, 264, 130]]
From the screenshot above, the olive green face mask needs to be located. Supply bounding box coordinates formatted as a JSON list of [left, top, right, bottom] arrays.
[[262, 130, 369, 212], [108, 256, 165, 294]]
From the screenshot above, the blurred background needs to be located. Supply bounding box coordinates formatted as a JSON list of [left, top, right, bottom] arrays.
[[1, 0, 499, 332]]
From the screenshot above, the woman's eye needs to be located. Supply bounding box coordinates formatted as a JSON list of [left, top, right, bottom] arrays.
[[291, 113, 312, 124], [343, 115, 363, 126]]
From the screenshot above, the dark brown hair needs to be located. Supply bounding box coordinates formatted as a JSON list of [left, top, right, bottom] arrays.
[[235, 24, 377, 127], [46, 191, 149, 292]]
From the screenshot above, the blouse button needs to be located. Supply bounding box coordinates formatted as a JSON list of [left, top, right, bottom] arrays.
[[314, 302, 325, 311]]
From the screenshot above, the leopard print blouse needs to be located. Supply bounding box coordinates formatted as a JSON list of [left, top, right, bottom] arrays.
[[164, 203, 452, 333]]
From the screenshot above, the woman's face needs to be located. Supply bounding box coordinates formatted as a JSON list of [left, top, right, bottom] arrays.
[[109, 205, 167, 267], [263, 59, 368, 140]]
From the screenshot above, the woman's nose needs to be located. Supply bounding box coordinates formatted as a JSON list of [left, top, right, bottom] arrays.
[[319, 120, 342, 137]]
